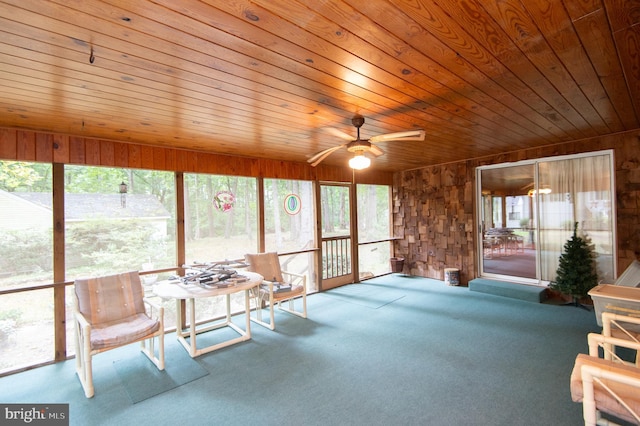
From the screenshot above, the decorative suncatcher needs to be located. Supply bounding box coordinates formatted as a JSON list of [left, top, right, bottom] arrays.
[[283, 193, 301, 215], [214, 190, 236, 212]]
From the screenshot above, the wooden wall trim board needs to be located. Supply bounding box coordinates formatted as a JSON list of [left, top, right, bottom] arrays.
[[52, 163, 66, 362], [393, 129, 640, 285], [0, 127, 393, 185]]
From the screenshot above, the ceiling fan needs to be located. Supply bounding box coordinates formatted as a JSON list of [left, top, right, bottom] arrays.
[[307, 115, 426, 169]]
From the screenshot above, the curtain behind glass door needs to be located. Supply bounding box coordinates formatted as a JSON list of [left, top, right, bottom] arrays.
[[538, 154, 615, 283]]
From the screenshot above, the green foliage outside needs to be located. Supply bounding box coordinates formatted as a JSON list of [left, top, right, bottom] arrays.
[[65, 220, 174, 275], [184, 173, 256, 241], [550, 222, 598, 302], [0, 228, 52, 275], [0, 161, 50, 191], [0, 308, 21, 323], [357, 184, 390, 242]]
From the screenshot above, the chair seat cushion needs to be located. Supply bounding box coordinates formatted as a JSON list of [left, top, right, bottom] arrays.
[[90, 313, 160, 350], [260, 284, 305, 301], [571, 353, 640, 423]]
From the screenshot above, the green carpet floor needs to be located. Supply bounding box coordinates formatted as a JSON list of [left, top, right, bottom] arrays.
[[0, 276, 611, 425], [318, 281, 405, 308]]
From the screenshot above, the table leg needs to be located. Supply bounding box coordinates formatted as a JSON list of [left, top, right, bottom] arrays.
[[188, 298, 196, 357], [171, 286, 258, 358], [244, 289, 251, 339], [175, 297, 198, 357]]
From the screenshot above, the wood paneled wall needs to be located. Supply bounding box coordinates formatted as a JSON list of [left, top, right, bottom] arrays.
[[393, 129, 640, 285], [0, 128, 393, 185]]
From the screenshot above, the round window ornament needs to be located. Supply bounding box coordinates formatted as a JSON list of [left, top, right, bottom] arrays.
[[284, 193, 301, 215], [214, 190, 236, 212]]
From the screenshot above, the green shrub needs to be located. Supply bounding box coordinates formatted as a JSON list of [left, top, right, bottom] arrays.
[[0, 229, 52, 275]]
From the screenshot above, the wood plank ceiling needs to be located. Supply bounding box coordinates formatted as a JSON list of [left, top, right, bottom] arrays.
[[0, 0, 638, 173]]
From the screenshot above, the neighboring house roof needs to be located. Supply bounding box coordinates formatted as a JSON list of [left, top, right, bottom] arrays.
[[0, 190, 52, 230], [4, 191, 171, 221]]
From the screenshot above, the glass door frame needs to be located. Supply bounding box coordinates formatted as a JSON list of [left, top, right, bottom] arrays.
[[476, 150, 617, 286], [477, 162, 541, 285]]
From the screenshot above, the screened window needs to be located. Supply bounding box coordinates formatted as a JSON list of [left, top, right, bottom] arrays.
[[183, 174, 257, 263], [0, 160, 53, 371], [64, 166, 176, 278], [264, 179, 314, 253], [183, 174, 258, 322], [357, 184, 393, 277], [264, 178, 316, 292], [0, 161, 53, 287]]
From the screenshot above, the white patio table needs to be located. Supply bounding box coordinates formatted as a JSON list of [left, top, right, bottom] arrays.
[[153, 271, 263, 357]]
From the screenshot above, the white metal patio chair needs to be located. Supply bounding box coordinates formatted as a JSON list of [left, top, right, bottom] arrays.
[[244, 252, 307, 330], [601, 311, 640, 365], [73, 271, 164, 398], [571, 333, 640, 425]]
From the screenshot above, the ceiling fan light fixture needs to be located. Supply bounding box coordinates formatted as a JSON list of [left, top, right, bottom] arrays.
[[349, 153, 370, 170], [308, 115, 421, 168], [528, 187, 552, 197]]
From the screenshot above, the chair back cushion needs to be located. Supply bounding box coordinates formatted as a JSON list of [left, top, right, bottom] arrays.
[[245, 252, 284, 283], [75, 271, 146, 325]]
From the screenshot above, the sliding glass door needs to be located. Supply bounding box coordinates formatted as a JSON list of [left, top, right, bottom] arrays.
[[477, 151, 615, 285], [479, 164, 537, 281], [537, 154, 616, 283]]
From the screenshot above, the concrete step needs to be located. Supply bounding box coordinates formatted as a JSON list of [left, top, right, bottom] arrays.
[[469, 278, 547, 303]]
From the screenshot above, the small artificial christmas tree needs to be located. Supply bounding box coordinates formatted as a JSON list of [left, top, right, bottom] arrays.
[[550, 222, 598, 308]]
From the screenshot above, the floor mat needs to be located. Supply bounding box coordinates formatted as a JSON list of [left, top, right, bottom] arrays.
[[113, 343, 208, 404]]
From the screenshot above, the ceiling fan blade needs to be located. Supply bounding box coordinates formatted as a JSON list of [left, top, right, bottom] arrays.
[[369, 130, 425, 143], [307, 144, 346, 167], [369, 143, 384, 157], [324, 127, 354, 141]]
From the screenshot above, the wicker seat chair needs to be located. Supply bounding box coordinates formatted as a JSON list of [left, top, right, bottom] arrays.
[[244, 252, 307, 330], [73, 271, 164, 398]]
